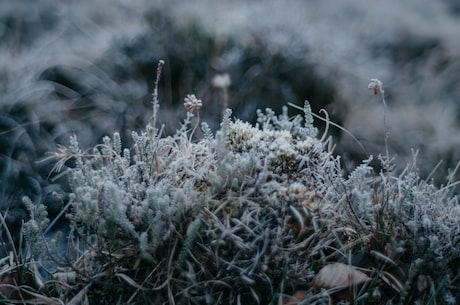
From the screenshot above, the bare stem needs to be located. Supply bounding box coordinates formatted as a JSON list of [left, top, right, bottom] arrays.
[[380, 91, 390, 159], [151, 60, 165, 128]]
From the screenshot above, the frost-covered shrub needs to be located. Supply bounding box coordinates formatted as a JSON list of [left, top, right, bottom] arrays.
[[16, 64, 459, 304], [53, 93, 333, 301], [37, 78, 337, 303], [328, 154, 460, 304]]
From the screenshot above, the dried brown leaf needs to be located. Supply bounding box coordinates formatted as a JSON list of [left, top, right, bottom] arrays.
[[282, 290, 307, 305], [312, 262, 370, 290]]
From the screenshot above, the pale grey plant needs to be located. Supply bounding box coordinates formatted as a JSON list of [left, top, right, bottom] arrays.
[[43, 87, 341, 303], [50, 96, 457, 304], [14, 63, 460, 304]]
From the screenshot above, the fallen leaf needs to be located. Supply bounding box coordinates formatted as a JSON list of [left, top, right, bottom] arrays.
[[312, 262, 370, 290], [282, 290, 307, 305], [0, 272, 35, 300]]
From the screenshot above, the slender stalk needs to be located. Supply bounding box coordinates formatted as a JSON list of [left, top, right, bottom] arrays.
[[151, 60, 165, 129]]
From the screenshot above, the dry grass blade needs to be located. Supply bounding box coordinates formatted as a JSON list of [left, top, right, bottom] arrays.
[[370, 250, 397, 267], [379, 270, 404, 293], [14, 288, 64, 305], [67, 283, 92, 305], [0, 283, 62, 304], [289, 205, 305, 233], [115, 273, 148, 291]]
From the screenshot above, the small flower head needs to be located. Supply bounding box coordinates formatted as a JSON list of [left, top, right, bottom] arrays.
[[211, 74, 231, 89], [184, 94, 203, 111], [368, 78, 384, 95]]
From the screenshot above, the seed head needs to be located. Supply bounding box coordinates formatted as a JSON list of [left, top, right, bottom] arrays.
[[368, 78, 384, 95], [184, 94, 203, 111], [211, 74, 231, 89]]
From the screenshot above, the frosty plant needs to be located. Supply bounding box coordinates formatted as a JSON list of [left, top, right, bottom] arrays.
[[39, 59, 346, 304], [11, 60, 459, 304]]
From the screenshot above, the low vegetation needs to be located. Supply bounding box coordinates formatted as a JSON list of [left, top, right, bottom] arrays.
[[1, 61, 459, 304]]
